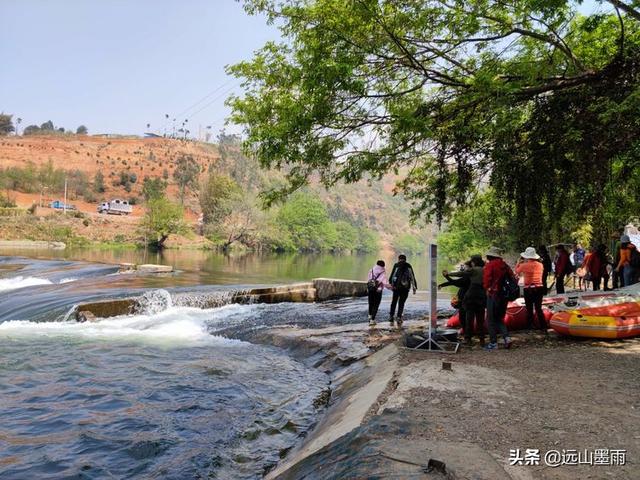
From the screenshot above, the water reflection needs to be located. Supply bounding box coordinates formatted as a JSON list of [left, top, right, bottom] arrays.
[[0, 248, 431, 287]]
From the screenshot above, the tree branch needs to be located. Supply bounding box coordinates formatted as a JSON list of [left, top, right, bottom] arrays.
[[605, 0, 640, 23]]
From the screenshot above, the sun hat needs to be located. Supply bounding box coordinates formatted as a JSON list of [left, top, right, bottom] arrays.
[[621, 234, 631, 243], [485, 246, 503, 258], [520, 247, 540, 260]]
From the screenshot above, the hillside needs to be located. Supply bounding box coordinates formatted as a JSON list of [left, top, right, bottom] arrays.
[[0, 135, 431, 250]]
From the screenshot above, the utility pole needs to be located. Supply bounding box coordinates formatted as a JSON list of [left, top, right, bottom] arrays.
[[63, 179, 68, 214]]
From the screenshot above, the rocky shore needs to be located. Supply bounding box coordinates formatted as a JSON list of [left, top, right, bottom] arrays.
[[256, 320, 640, 480]]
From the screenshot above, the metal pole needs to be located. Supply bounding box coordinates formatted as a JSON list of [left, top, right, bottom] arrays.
[[413, 243, 459, 353]]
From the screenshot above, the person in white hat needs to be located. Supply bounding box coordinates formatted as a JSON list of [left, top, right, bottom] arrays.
[[616, 234, 638, 287], [516, 247, 547, 333]]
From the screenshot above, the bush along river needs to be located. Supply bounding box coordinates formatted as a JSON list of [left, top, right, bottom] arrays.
[[0, 252, 434, 479]]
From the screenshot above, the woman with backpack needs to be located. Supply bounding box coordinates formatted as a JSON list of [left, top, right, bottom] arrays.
[[483, 246, 515, 350], [367, 260, 393, 326], [388, 254, 417, 327]]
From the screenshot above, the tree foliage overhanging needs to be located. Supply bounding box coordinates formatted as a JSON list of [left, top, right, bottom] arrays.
[[228, 0, 640, 245]]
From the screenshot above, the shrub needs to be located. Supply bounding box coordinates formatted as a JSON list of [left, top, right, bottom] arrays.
[[393, 233, 424, 256], [84, 191, 97, 203]]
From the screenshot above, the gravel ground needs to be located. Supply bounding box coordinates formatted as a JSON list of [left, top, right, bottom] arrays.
[[389, 333, 640, 479]]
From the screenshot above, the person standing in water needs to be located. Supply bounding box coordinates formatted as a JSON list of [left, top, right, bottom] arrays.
[[367, 260, 393, 326], [388, 254, 418, 327]]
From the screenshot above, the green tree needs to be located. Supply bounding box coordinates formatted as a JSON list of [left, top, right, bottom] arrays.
[[200, 173, 241, 224], [40, 120, 55, 131], [76, 125, 88, 135], [142, 177, 167, 201], [230, 0, 640, 246], [173, 154, 200, 204], [141, 197, 187, 249], [23, 125, 40, 135], [0, 114, 14, 135], [37, 160, 64, 192], [94, 171, 105, 193], [276, 192, 338, 251], [200, 173, 256, 250]]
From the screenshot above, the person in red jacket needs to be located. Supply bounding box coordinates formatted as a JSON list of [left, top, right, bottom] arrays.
[[482, 246, 513, 350], [553, 244, 571, 294]]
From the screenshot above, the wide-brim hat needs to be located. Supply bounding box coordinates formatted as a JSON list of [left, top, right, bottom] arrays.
[[485, 246, 503, 258], [520, 247, 540, 260]]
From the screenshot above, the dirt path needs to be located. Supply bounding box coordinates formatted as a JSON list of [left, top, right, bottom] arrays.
[[386, 334, 640, 479]]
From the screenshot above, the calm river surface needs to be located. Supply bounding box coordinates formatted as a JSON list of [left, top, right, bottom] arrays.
[[0, 249, 433, 479]]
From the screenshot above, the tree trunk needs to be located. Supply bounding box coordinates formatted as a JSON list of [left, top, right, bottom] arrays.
[[156, 234, 169, 250]]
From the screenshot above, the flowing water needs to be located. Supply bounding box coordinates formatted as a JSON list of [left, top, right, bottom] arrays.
[[0, 249, 435, 479]]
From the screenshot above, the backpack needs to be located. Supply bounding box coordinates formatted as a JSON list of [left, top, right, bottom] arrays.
[[630, 248, 640, 269], [367, 269, 383, 292], [500, 270, 520, 301], [395, 267, 413, 289]]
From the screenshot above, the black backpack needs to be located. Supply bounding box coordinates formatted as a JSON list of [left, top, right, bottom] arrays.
[[395, 267, 413, 289], [630, 248, 640, 269], [500, 270, 520, 301], [367, 269, 383, 292]]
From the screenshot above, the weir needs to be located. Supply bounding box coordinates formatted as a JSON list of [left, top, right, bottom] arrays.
[[74, 278, 367, 321]]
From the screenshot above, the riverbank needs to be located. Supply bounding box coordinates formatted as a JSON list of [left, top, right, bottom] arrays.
[[0, 210, 212, 249], [259, 321, 640, 480]]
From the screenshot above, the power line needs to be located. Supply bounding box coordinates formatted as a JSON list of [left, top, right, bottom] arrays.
[[158, 77, 239, 134], [184, 82, 240, 121]]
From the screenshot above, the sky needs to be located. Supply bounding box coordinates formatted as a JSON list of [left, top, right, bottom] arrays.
[[0, 1, 606, 138], [0, 0, 279, 136]]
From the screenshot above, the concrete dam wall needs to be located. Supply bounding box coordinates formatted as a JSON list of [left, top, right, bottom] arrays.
[[74, 278, 368, 321]]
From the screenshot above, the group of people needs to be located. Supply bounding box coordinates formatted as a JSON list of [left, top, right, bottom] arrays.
[[365, 233, 639, 352], [366, 254, 417, 328], [553, 233, 639, 293], [440, 246, 523, 350]]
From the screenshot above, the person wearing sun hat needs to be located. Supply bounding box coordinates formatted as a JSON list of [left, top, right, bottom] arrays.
[[482, 246, 514, 350], [516, 247, 547, 333]]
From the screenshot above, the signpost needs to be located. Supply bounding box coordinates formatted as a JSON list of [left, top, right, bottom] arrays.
[[412, 243, 459, 353]]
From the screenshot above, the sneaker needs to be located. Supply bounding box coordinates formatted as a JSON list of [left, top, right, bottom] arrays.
[[389, 316, 395, 326], [396, 316, 403, 328], [504, 337, 513, 349], [483, 343, 498, 351], [368, 315, 376, 326]]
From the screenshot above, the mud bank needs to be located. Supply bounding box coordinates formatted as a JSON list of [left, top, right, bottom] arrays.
[[258, 323, 640, 480]]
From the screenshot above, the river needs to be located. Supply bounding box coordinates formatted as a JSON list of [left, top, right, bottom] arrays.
[[0, 249, 434, 479]]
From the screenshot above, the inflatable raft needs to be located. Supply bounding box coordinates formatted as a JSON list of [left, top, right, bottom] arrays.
[[550, 302, 640, 339], [446, 300, 553, 333]]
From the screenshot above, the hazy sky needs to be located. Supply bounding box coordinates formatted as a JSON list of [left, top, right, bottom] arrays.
[[0, 0, 279, 136], [1, 0, 605, 137]]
